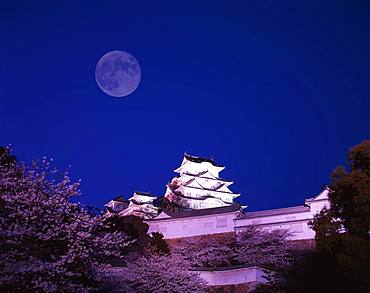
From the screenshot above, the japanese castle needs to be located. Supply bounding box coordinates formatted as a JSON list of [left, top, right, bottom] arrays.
[[104, 153, 330, 241], [164, 153, 240, 210]]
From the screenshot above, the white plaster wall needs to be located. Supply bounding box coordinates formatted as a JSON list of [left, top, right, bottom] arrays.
[[308, 200, 330, 216], [189, 198, 229, 210], [193, 266, 268, 286], [181, 186, 233, 204], [234, 211, 315, 240], [147, 210, 317, 240], [146, 212, 238, 239]]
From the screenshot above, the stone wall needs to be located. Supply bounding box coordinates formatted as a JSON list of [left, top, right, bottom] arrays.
[[207, 283, 259, 293]]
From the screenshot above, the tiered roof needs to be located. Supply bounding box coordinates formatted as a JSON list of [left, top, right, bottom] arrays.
[[104, 192, 159, 219], [112, 195, 129, 203], [129, 191, 157, 204], [165, 153, 240, 209], [104, 195, 129, 214]]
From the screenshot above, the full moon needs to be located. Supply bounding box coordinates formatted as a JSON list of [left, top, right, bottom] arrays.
[[95, 50, 141, 97]]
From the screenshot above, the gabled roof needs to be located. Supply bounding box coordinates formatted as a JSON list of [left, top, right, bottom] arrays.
[[175, 192, 228, 202], [104, 195, 129, 207], [112, 195, 129, 203], [182, 177, 226, 191], [305, 186, 332, 202], [148, 204, 241, 221], [130, 199, 159, 207], [241, 205, 310, 219], [184, 153, 223, 167], [119, 203, 159, 218], [166, 184, 229, 202], [153, 211, 172, 219], [181, 171, 233, 183], [129, 191, 157, 203], [134, 191, 156, 197], [105, 206, 118, 214], [178, 184, 239, 196]]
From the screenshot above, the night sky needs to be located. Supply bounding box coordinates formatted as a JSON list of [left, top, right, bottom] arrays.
[[1, 1, 369, 211]]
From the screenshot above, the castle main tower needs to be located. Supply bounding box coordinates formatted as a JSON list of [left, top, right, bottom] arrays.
[[164, 153, 240, 210]]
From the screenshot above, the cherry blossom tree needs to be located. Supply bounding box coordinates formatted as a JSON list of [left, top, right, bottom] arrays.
[[235, 226, 294, 270], [100, 235, 206, 292], [0, 148, 130, 291], [172, 235, 238, 268], [172, 227, 293, 272], [122, 254, 206, 293]]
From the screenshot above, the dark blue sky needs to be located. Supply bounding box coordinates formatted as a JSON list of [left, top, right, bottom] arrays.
[[1, 1, 369, 211]]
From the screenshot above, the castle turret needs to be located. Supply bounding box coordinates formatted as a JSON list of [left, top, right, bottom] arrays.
[[104, 195, 129, 214], [118, 191, 159, 219]]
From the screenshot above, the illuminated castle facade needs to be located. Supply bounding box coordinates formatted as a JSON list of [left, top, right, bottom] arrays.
[[104, 153, 330, 241]]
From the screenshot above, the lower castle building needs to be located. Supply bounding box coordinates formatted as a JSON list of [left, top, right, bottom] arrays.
[[104, 154, 330, 241], [146, 187, 329, 241]]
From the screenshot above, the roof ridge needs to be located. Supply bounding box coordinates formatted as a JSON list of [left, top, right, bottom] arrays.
[[113, 195, 128, 201], [183, 153, 223, 167], [247, 205, 307, 213], [243, 205, 310, 219], [134, 191, 156, 197]]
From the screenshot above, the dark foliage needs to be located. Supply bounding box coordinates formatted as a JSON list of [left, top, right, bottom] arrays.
[[149, 232, 170, 255], [255, 140, 370, 293], [0, 146, 17, 166], [312, 140, 370, 292]]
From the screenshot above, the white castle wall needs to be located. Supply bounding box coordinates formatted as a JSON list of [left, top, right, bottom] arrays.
[[146, 211, 239, 239], [146, 188, 331, 240], [192, 266, 268, 287], [234, 209, 315, 240], [147, 210, 316, 240]]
